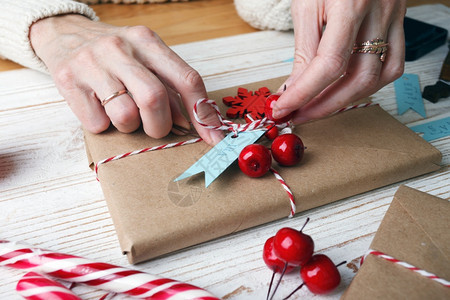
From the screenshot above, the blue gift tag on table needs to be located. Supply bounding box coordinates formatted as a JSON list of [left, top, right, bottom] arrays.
[[409, 116, 450, 142], [175, 130, 265, 187], [394, 73, 426, 118]]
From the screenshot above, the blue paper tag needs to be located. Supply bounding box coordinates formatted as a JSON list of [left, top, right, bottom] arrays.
[[409, 117, 450, 142], [394, 73, 426, 118], [175, 130, 266, 187]]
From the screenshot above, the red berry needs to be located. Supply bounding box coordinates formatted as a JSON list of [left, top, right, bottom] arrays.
[[271, 134, 304, 166], [262, 237, 295, 273], [238, 144, 272, 178], [273, 227, 314, 266], [265, 94, 293, 124], [265, 125, 279, 140], [300, 254, 341, 294]]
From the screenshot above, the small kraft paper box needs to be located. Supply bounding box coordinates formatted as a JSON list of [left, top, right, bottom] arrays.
[[84, 77, 442, 264], [342, 185, 450, 300]]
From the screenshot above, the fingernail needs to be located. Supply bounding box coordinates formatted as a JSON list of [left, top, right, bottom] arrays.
[[171, 121, 192, 135], [210, 131, 225, 145], [272, 107, 289, 119], [178, 117, 191, 130], [171, 126, 188, 136]]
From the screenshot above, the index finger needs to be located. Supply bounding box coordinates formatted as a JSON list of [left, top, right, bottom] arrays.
[[273, 4, 368, 119], [131, 28, 224, 145], [163, 57, 224, 145]]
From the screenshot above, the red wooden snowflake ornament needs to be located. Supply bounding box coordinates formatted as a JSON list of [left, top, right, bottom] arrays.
[[222, 87, 271, 122]]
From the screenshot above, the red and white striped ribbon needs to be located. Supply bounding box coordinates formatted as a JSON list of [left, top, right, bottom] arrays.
[[0, 240, 220, 300], [16, 271, 81, 300], [270, 168, 296, 218], [362, 249, 450, 287]]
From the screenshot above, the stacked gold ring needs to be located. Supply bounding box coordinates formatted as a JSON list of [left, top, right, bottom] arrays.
[[352, 38, 389, 62]]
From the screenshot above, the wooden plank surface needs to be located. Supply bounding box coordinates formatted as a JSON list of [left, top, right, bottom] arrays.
[[0, 3, 449, 300]]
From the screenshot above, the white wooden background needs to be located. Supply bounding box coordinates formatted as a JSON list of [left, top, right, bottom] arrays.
[[1, 4, 449, 300]]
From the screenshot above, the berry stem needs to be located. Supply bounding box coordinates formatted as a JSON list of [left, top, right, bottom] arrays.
[[266, 271, 276, 300], [269, 262, 288, 300], [336, 260, 347, 268], [299, 217, 310, 233], [282, 283, 304, 300]]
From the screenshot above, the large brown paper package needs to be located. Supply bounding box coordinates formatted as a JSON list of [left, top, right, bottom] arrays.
[[84, 77, 442, 264], [342, 185, 449, 299]]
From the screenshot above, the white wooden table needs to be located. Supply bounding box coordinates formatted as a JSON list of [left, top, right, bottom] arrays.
[[1, 4, 449, 300]]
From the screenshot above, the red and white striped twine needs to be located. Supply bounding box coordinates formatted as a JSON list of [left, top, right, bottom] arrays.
[[94, 98, 378, 218], [270, 168, 296, 218], [193, 98, 289, 136], [0, 240, 219, 300], [94, 137, 202, 180], [362, 249, 450, 287]]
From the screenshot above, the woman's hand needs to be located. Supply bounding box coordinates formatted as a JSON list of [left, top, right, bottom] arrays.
[[30, 14, 223, 145], [272, 0, 406, 123]]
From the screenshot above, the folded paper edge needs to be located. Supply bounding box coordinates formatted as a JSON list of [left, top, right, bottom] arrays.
[[84, 130, 95, 170], [394, 185, 450, 263]]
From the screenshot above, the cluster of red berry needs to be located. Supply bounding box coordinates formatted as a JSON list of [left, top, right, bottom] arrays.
[[237, 93, 305, 178], [233, 92, 344, 298], [238, 132, 304, 178], [263, 218, 345, 299]]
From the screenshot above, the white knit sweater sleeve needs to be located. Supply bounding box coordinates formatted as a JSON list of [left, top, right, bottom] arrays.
[[0, 0, 97, 72], [234, 0, 293, 31]]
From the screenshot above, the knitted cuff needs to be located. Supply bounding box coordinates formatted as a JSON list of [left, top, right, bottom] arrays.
[[234, 0, 293, 31], [78, 0, 189, 3], [0, 0, 98, 73]]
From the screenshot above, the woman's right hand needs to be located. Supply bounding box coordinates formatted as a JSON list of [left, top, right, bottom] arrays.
[[30, 14, 223, 145]]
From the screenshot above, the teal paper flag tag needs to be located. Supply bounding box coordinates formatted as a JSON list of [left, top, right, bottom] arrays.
[[175, 130, 265, 187], [409, 117, 450, 142], [394, 73, 426, 118]]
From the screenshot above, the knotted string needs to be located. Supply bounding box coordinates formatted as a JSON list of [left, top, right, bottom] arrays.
[[193, 98, 290, 137]]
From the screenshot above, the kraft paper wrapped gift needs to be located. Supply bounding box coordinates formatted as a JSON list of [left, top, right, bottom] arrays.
[[342, 185, 449, 299], [84, 77, 442, 264]]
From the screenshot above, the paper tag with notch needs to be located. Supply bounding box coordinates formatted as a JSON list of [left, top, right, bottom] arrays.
[[394, 73, 426, 118], [175, 130, 265, 187], [409, 116, 450, 142]]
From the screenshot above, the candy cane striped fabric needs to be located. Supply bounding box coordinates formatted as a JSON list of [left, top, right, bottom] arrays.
[[0, 241, 219, 300], [16, 272, 81, 300], [363, 249, 450, 288], [270, 168, 296, 218]]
